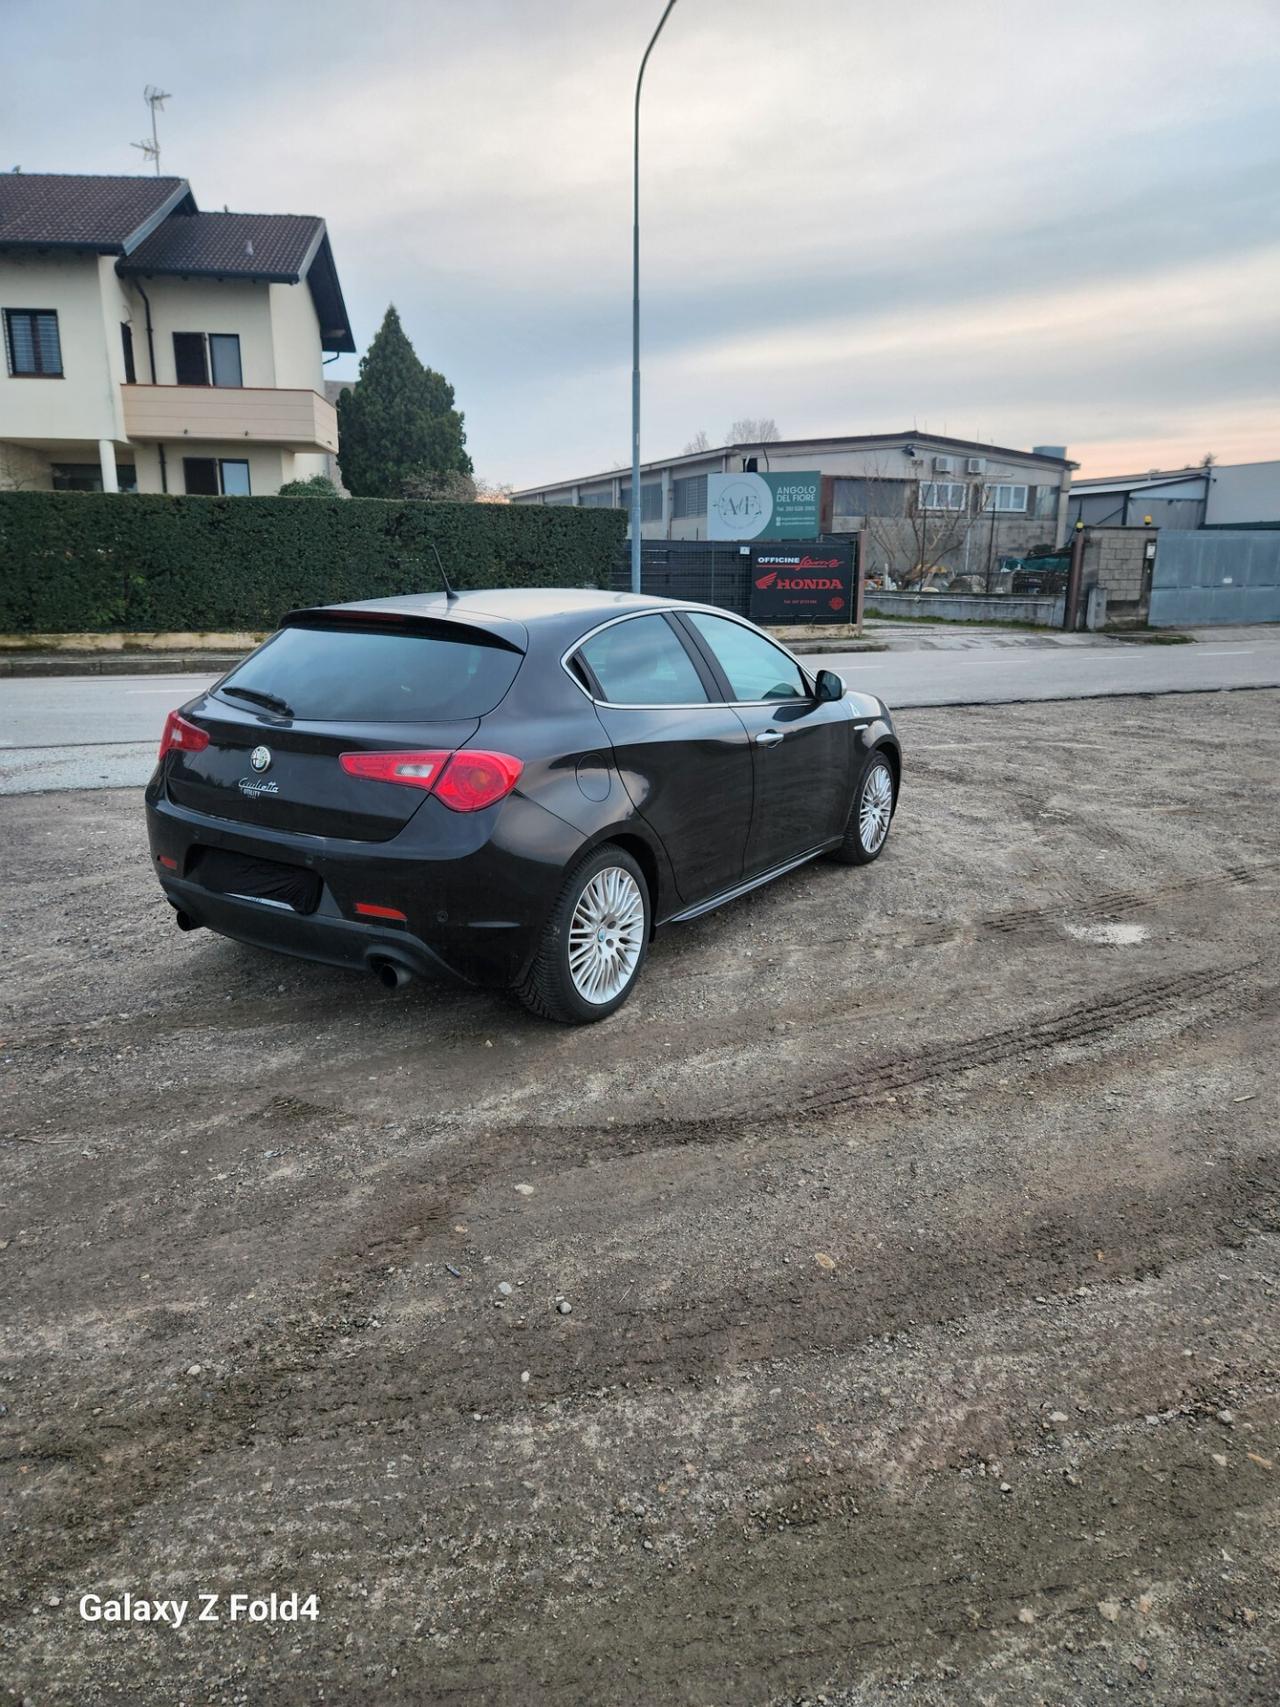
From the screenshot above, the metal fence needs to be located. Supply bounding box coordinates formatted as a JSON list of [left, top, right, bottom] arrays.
[[608, 540, 756, 615], [1149, 530, 1280, 627]]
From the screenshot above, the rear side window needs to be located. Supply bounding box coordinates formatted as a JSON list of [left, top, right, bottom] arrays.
[[577, 615, 707, 706], [215, 623, 523, 722], [686, 613, 807, 702]]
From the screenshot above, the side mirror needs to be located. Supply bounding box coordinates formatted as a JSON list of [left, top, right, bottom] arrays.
[[815, 668, 846, 703]]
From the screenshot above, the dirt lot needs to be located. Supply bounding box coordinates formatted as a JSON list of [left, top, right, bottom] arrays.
[[2, 689, 1278, 1706]]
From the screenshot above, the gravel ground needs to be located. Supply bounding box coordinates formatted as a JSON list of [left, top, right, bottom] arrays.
[[2, 689, 1278, 1706]]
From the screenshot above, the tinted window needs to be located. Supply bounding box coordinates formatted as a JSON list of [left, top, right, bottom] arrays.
[[687, 614, 807, 702], [216, 623, 523, 722], [578, 616, 707, 705]]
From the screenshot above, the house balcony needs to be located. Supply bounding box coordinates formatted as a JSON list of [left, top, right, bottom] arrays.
[[120, 384, 338, 454]]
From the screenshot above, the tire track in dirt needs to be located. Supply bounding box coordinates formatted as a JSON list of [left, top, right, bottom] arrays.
[[5, 1127, 1277, 1629]]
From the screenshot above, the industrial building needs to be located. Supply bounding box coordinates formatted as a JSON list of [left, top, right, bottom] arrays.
[[1067, 459, 1280, 531], [512, 431, 1076, 581]]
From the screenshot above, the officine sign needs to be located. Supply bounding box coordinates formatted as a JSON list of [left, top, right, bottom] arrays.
[[707, 470, 821, 540], [748, 541, 854, 625]]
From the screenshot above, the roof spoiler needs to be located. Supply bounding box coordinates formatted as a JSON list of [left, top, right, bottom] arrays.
[[277, 604, 527, 652]]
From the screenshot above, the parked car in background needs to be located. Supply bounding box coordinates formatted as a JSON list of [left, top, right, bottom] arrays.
[[146, 590, 901, 1022]]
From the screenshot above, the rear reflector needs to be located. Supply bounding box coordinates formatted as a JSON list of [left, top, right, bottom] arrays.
[[339, 748, 522, 812], [159, 710, 210, 761], [157, 854, 179, 871], [354, 902, 408, 921]]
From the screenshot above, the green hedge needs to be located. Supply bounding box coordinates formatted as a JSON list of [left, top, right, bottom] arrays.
[[0, 492, 627, 632]]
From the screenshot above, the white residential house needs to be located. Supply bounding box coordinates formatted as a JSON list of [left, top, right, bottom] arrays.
[[0, 172, 354, 496]]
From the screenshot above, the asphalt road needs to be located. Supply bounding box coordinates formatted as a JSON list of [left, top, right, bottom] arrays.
[[1, 631, 1278, 793], [813, 629, 1280, 707]]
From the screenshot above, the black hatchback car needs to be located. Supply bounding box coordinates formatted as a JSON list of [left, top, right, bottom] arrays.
[[146, 590, 901, 1023]]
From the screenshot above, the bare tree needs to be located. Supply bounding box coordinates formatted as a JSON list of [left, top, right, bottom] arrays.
[[727, 417, 780, 445], [855, 460, 990, 588], [402, 468, 477, 503], [682, 430, 711, 454]]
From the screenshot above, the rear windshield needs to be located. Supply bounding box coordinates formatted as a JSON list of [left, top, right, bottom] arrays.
[[215, 622, 523, 723]]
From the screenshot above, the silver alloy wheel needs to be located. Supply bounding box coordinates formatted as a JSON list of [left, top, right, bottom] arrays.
[[567, 865, 646, 1005], [859, 760, 894, 853]]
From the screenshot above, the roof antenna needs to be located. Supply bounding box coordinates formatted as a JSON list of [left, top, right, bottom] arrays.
[[430, 543, 458, 602], [131, 86, 172, 175]]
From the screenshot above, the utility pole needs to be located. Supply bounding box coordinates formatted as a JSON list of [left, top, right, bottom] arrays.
[[131, 87, 172, 175], [630, 2, 677, 594]]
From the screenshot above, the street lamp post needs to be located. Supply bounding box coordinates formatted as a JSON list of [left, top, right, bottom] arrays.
[[631, 1, 677, 594]]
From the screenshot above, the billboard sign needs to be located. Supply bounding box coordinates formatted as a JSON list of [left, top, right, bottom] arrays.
[[749, 541, 855, 625], [707, 470, 821, 540]]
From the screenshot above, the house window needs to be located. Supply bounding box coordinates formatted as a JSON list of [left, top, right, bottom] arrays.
[[209, 334, 243, 387], [578, 490, 616, 508], [832, 477, 908, 518], [120, 323, 137, 384], [918, 480, 967, 511], [52, 462, 137, 493], [183, 457, 251, 496], [985, 483, 1029, 512], [219, 458, 251, 495], [4, 308, 63, 376], [672, 474, 708, 518], [173, 332, 243, 387], [620, 482, 663, 521], [173, 333, 209, 385]]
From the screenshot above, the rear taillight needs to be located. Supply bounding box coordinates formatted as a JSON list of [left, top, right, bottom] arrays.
[[339, 750, 450, 791], [159, 711, 210, 761], [339, 748, 522, 812], [434, 751, 523, 812]]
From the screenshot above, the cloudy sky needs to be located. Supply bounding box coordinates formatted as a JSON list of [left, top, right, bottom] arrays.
[[5, 0, 1278, 485]]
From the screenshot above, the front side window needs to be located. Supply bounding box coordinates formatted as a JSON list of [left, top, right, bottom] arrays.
[[4, 308, 62, 376], [577, 616, 707, 706], [686, 613, 807, 702]]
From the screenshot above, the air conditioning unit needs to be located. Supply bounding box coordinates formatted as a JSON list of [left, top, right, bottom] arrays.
[[966, 457, 986, 475], [933, 455, 956, 474]]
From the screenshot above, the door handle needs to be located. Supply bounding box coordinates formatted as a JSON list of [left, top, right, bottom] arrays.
[[756, 730, 785, 746]]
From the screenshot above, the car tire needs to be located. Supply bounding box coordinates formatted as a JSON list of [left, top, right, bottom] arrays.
[[516, 843, 651, 1024], [830, 750, 896, 866]]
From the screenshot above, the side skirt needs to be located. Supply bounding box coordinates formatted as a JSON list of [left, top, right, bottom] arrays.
[[663, 841, 841, 925]]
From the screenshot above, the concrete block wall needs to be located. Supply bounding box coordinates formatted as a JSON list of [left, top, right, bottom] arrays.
[[1082, 527, 1155, 621]]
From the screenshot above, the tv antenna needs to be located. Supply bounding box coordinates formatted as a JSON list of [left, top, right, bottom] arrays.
[[131, 87, 172, 174], [429, 544, 458, 603]]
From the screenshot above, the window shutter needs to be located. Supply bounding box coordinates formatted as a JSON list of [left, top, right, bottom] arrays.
[[173, 333, 209, 386]]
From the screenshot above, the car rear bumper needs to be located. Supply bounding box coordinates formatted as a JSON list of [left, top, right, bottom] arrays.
[[158, 873, 462, 984], [145, 776, 584, 989]]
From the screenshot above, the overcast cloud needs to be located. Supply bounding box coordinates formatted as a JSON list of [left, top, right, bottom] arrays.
[[5, 0, 1277, 483]]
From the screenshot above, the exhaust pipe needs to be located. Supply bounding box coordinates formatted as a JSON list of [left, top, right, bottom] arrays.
[[174, 909, 202, 933], [373, 959, 413, 991]]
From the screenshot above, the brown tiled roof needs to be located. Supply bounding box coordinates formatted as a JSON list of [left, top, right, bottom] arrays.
[[0, 173, 192, 252], [118, 211, 355, 352], [119, 211, 325, 280]]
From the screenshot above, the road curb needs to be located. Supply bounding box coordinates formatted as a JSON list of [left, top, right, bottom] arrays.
[[0, 653, 241, 678]]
